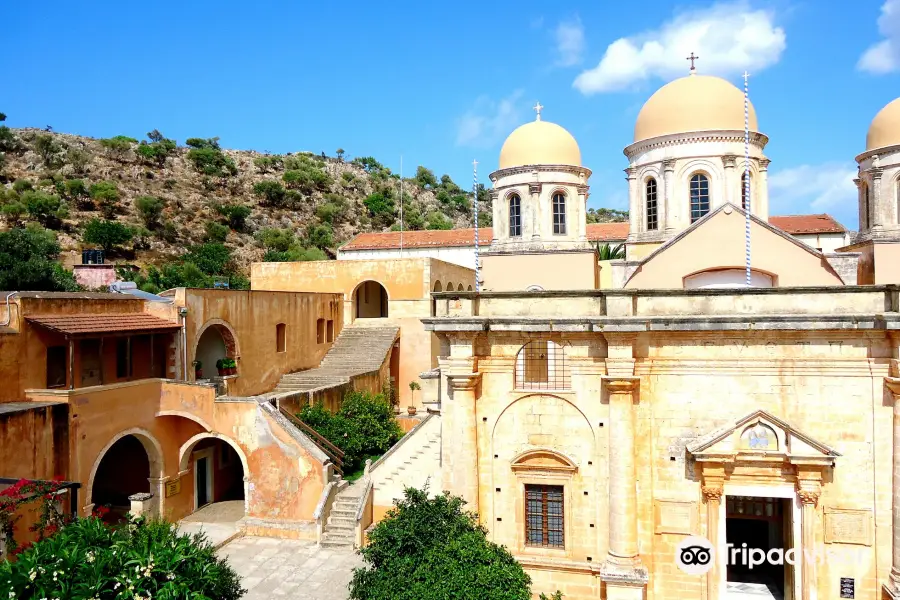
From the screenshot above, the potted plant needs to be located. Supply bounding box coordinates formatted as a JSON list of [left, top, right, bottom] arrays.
[[408, 381, 421, 415], [216, 358, 226, 376], [193, 360, 202, 379], [224, 358, 237, 375]]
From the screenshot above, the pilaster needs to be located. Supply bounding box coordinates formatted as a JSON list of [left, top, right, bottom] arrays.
[[529, 182, 542, 241], [722, 154, 737, 208], [576, 183, 589, 242], [758, 158, 771, 219], [702, 481, 725, 600], [662, 159, 676, 233], [625, 167, 639, 240], [600, 376, 648, 597], [884, 377, 900, 599], [871, 167, 885, 232], [490, 189, 500, 243], [796, 478, 821, 600]]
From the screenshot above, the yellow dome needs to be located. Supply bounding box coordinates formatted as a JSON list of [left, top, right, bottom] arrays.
[[634, 74, 759, 143], [866, 98, 900, 152], [498, 119, 581, 169]]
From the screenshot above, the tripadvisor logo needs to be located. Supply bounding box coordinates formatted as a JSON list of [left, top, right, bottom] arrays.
[[675, 536, 715, 575]]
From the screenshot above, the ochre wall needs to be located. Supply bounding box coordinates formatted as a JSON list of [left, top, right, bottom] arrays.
[[177, 289, 344, 397], [874, 242, 900, 284], [0, 403, 69, 479], [481, 251, 598, 291], [625, 210, 844, 288]]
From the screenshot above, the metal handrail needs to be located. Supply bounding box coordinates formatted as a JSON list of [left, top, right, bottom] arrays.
[[278, 407, 345, 472]]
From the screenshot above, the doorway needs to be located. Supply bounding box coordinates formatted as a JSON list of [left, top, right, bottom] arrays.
[[725, 496, 792, 600], [354, 281, 388, 319], [194, 448, 213, 510]]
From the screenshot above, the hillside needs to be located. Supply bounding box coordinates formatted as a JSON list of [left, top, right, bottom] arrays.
[[0, 116, 627, 291]]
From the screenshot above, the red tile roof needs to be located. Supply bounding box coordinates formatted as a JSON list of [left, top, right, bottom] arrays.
[[339, 214, 845, 252], [768, 214, 846, 234], [27, 313, 181, 335]]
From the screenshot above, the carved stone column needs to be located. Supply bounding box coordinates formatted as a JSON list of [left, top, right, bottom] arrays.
[[490, 189, 500, 244], [529, 182, 542, 241], [600, 376, 648, 598], [758, 158, 771, 219], [871, 167, 885, 232], [722, 154, 737, 208], [576, 183, 589, 242], [854, 177, 868, 233], [444, 368, 481, 510], [797, 482, 821, 600], [702, 471, 725, 600], [663, 159, 676, 233], [625, 167, 639, 240], [885, 377, 900, 599]]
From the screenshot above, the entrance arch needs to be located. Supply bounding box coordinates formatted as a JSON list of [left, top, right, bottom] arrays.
[[179, 433, 249, 514], [194, 319, 238, 379], [86, 428, 164, 520], [353, 280, 389, 319]]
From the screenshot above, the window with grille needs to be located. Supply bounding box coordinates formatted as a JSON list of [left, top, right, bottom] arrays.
[[515, 340, 570, 390], [525, 484, 564, 548], [741, 171, 751, 211], [552, 193, 567, 235], [509, 194, 522, 237], [690, 174, 710, 223], [646, 178, 658, 230]]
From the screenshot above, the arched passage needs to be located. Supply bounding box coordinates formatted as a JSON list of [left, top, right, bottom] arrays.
[[194, 320, 238, 378], [87, 430, 164, 522], [179, 433, 249, 514], [354, 280, 389, 319]]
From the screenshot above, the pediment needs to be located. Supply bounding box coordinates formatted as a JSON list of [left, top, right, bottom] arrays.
[[510, 448, 578, 474], [687, 410, 839, 466]]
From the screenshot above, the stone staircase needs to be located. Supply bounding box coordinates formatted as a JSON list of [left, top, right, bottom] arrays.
[[320, 483, 365, 548], [274, 323, 399, 394], [370, 415, 442, 510]]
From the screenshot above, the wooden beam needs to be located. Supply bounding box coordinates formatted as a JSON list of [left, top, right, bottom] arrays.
[[68, 338, 74, 390]]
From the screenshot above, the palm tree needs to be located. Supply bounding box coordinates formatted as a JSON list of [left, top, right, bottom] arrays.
[[595, 242, 625, 260]]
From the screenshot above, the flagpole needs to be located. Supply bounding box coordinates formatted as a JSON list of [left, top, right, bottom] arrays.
[[473, 159, 480, 292], [743, 71, 752, 287]]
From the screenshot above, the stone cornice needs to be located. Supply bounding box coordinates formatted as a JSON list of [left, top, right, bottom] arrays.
[[886, 377, 900, 396], [489, 164, 592, 182], [623, 130, 769, 159], [855, 143, 900, 164], [601, 376, 640, 394], [445, 372, 482, 390]]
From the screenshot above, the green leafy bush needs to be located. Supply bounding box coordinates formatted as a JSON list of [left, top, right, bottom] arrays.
[[33, 134, 66, 169], [299, 391, 402, 473], [252, 179, 287, 207], [186, 138, 237, 177], [0, 225, 78, 291], [99, 135, 137, 160], [0, 516, 245, 599], [83, 218, 133, 252], [363, 192, 396, 228], [253, 155, 282, 173], [183, 242, 234, 275], [134, 195, 166, 228], [136, 130, 177, 166], [217, 203, 251, 231], [415, 165, 437, 188], [0, 111, 16, 153], [349, 488, 563, 600], [204, 220, 229, 242], [425, 211, 453, 230], [89, 180, 121, 218], [305, 223, 333, 249], [64, 179, 89, 207], [22, 191, 67, 228]]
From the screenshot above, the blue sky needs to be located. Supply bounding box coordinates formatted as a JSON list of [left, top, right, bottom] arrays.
[[2, 0, 898, 229]]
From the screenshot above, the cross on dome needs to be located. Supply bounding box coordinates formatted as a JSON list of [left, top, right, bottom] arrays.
[[533, 102, 544, 121], [686, 52, 699, 72]]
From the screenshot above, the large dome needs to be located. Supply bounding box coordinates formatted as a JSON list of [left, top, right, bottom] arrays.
[[634, 74, 759, 143], [498, 120, 581, 169], [866, 98, 900, 152]]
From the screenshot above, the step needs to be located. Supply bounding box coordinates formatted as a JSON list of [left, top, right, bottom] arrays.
[[330, 508, 356, 519], [320, 539, 354, 548], [327, 516, 355, 528]]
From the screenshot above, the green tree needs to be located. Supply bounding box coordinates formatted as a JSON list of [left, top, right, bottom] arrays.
[[83, 218, 133, 252], [336, 148, 345, 161], [595, 241, 625, 260], [66, 146, 92, 174], [99, 135, 137, 160], [186, 137, 220, 150], [305, 223, 333, 250], [136, 130, 177, 167], [349, 487, 562, 600], [253, 180, 287, 206], [0, 517, 245, 600], [89, 180, 121, 218], [33, 134, 65, 169], [134, 195, 166, 228], [216, 203, 252, 231], [0, 111, 16, 153], [204, 221, 229, 242], [22, 191, 67, 228], [415, 165, 437, 188], [0, 225, 79, 291], [256, 227, 296, 252], [425, 211, 453, 230], [1, 201, 26, 226], [364, 192, 396, 228], [185, 137, 236, 177], [63, 179, 89, 207], [183, 242, 233, 275]]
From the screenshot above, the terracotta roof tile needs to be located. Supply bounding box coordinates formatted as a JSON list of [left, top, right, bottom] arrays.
[[27, 313, 181, 335], [768, 214, 847, 234], [338, 213, 845, 252]]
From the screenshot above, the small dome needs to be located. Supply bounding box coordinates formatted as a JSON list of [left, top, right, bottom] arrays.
[[866, 98, 900, 152], [634, 74, 759, 143], [498, 120, 581, 169]]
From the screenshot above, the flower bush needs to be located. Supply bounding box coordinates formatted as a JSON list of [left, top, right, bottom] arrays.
[[1, 516, 245, 599], [0, 478, 70, 556]]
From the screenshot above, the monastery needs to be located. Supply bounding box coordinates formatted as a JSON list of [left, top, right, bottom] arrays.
[[1, 67, 900, 600]]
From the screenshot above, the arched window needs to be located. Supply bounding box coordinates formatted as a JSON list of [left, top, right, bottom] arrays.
[[457, 283, 464, 291], [552, 193, 567, 235], [645, 178, 658, 230], [863, 181, 871, 229], [690, 174, 710, 223], [741, 171, 751, 211], [509, 194, 522, 237], [433, 281, 442, 292], [515, 340, 570, 390]]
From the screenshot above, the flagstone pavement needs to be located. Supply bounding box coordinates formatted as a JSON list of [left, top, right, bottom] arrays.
[[218, 536, 364, 600]]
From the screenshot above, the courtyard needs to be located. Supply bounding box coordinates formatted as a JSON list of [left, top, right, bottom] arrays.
[[218, 536, 363, 600]]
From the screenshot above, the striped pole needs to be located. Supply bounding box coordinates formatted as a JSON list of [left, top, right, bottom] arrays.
[[473, 159, 480, 292], [743, 71, 752, 287]]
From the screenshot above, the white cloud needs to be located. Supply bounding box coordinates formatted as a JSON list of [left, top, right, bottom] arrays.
[[768, 163, 858, 224], [858, 0, 900, 74], [555, 17, 585, 66], [455, 90, 525, 147], [573, 1, 785, 94]]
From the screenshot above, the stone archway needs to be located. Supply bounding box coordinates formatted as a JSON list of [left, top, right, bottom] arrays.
[[178, 433, 250, 515], [85, 428, 165, 519], [193, 319, 238, 379], [353, 280, 389, 319]]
